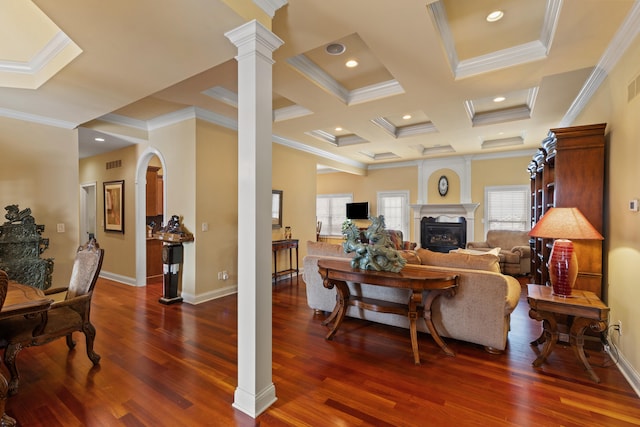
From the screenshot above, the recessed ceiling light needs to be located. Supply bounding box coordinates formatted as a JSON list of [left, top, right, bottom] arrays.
[[493, 96, 506, 103], [486, 10, 504, 22], [325, 43, 346, 55], [94, 137, 105, 142], [402, 114, 412, 120], [335, 127, 343, 132], [345, 59, 358, 68]]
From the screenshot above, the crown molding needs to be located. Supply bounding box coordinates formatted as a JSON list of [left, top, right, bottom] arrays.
[[428, 0, 562, 79], [287, 54, 349, 102], [202, 86, 238, 108], [253, 0, 288, 18], [273, 104, 313, 122], [561, 0, 640, 126], [272, 134, 367, 169], [0, 107, 76, 129]]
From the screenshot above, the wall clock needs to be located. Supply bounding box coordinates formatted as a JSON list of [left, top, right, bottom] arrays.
[[438, 175, 449, 196]]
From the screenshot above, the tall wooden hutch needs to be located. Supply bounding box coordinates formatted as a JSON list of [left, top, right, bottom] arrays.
[[528, 123, 606, 298]]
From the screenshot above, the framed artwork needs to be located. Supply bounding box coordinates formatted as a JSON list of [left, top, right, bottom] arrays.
[[272, 190, 282, 229], [104, 180, 124, 233]]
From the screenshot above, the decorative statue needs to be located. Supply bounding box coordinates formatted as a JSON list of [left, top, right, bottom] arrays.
[[342, 215, 407, 273], [154, 214, 194, 243], [4, 205, 35, 225]]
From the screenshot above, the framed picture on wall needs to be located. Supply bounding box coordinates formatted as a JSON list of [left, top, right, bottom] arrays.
[[104, 180, 124, 233]]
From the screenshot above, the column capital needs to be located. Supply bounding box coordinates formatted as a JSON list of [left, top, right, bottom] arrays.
[[225, 20, 284, 61]]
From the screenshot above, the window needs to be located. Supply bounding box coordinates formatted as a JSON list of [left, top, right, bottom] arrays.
[[484, 185, 530, 234], [316, 194, 352, 236], [377, 191, 410, 237]]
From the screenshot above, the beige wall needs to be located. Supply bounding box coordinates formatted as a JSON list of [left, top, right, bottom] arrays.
[[0, 117, 80, 286], [317, 158, 531, 244], [576, 33, 640, 382], [470, 155, 532, 241], [272, 143, 320, 270], [195, 121, 238, 294], [79, 145, 138, 280]]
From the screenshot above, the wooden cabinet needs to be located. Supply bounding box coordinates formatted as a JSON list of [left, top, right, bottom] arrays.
[[146, 166, 163, 216], [528, 123, 606, 297], [146, 238, 163, 281]]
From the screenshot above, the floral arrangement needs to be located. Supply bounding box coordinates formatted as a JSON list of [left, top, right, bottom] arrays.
[[341, 215, 406, 273]]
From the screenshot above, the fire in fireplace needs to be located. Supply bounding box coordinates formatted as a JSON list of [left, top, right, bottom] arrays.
[[420, 216, 467, 253]]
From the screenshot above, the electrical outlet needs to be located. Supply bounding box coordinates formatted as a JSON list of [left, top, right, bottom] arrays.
[[222, 271, 229, 280], [618, 320, 623, 336]]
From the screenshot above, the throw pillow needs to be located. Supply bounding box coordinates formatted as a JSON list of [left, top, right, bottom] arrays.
[[399, 250, 421, 265], [453, 247, 502, 257], [416, 248, 501, 273]]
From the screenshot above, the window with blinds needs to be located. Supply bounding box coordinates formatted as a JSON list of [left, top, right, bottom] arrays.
[[485, 185, 530, 234], [377, 191, 410, 237], [316, 194, 352, 236]]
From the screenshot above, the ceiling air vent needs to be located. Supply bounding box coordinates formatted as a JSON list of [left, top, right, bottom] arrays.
[[106, 160, 122, 170]]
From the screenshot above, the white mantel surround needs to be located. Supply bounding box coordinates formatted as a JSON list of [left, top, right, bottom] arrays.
[[410, 203, 480, 247]]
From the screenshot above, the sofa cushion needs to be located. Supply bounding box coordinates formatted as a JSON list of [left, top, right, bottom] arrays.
[[306, 241, 354, 258], [415, 248, 501, 273], [486, 230, 529, 249], [454, 247, 501, 257]]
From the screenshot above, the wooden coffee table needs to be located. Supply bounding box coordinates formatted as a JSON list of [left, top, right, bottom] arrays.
[[527, 284, 609, 383], [317, 258, 458, 364]]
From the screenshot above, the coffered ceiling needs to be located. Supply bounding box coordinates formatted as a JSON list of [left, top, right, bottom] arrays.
[[1, 0, 638, 169]]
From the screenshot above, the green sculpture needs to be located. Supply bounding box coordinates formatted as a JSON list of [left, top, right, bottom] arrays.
[[0, 204, 54, 289], [342, 215, 407, 273]]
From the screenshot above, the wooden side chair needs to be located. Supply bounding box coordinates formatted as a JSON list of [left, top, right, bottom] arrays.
[[0, 239, 104, 395]]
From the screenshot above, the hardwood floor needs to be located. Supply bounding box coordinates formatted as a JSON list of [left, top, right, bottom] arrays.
[[5, 276, 640, 426]]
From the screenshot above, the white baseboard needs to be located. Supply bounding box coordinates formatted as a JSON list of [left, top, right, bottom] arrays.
[[607, 342, 640, 398], [182, 283, 238, 304], [99, 271, 138, 286]]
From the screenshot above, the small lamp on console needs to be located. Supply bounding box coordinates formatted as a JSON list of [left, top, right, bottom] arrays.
[[528, 207, 604, 296]]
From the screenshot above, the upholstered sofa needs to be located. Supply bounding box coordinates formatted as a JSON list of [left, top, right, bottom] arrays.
[[465, 230, 531, 276], [303, 241, 521, 353]]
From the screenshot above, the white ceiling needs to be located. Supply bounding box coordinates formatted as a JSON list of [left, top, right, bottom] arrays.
[[2, 0, 638, 167]]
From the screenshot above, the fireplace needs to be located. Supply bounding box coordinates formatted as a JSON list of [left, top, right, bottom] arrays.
[[420, 216, 467, 253]]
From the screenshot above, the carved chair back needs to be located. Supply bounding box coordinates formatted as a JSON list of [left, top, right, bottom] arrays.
[[65, 239, 104, 301]]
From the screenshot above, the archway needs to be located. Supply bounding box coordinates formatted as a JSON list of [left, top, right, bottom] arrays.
[[134, 148, 167, 287]]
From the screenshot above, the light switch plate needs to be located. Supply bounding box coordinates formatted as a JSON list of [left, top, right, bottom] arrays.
[[629, 199, 639, 212]]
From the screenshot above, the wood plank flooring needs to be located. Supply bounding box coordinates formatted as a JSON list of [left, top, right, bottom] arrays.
[[5, 276, 640, 426]]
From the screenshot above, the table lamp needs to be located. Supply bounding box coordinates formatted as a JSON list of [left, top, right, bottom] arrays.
[[528, 207, 604, 296]]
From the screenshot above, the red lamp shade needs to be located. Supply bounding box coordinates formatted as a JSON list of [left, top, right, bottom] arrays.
[[528, 208, 604, 296]]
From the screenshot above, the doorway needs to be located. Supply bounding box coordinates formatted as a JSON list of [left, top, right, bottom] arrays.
[[80, 182, 97, 244], [145, 155, 164, 284]]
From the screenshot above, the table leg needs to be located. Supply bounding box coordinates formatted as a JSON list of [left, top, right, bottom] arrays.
[[272, 250, 277, 284], [528, 309, 558, 367], [322, 278, 350, 340], [570, 317, 606, 383], [0, 373, 16, 427], [408, 291, 422, 365], [422, 290, 456, 357]]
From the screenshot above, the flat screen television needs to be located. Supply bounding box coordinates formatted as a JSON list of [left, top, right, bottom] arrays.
[[346, 202, 369, 220]]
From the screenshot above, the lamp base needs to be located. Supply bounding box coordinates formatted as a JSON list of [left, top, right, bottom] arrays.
[[548, 239, 578, 297]]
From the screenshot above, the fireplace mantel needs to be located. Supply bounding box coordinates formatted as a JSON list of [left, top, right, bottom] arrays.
[[409, 203, 480, 247]]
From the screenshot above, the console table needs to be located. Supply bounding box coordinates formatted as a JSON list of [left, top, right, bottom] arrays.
[[272, 239, 299, 284], [317, 258, 458, 364], [527, 284, 609, 383]]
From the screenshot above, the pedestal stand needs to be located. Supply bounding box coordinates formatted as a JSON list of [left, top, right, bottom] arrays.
[[160, 242, 183, 305], [153, 215, 194, 305]]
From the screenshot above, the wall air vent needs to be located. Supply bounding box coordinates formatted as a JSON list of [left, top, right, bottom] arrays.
[[106, 160, 122, 170]]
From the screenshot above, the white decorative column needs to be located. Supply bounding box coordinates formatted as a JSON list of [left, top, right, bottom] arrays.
[[225, 20, 283, 418]]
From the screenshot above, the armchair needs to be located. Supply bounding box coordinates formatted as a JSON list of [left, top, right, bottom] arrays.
[[0, 239, 104, 395], [466, 230, 531, 275]]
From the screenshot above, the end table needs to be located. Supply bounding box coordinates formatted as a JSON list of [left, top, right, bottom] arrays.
[[527, 284, 609, 383]]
